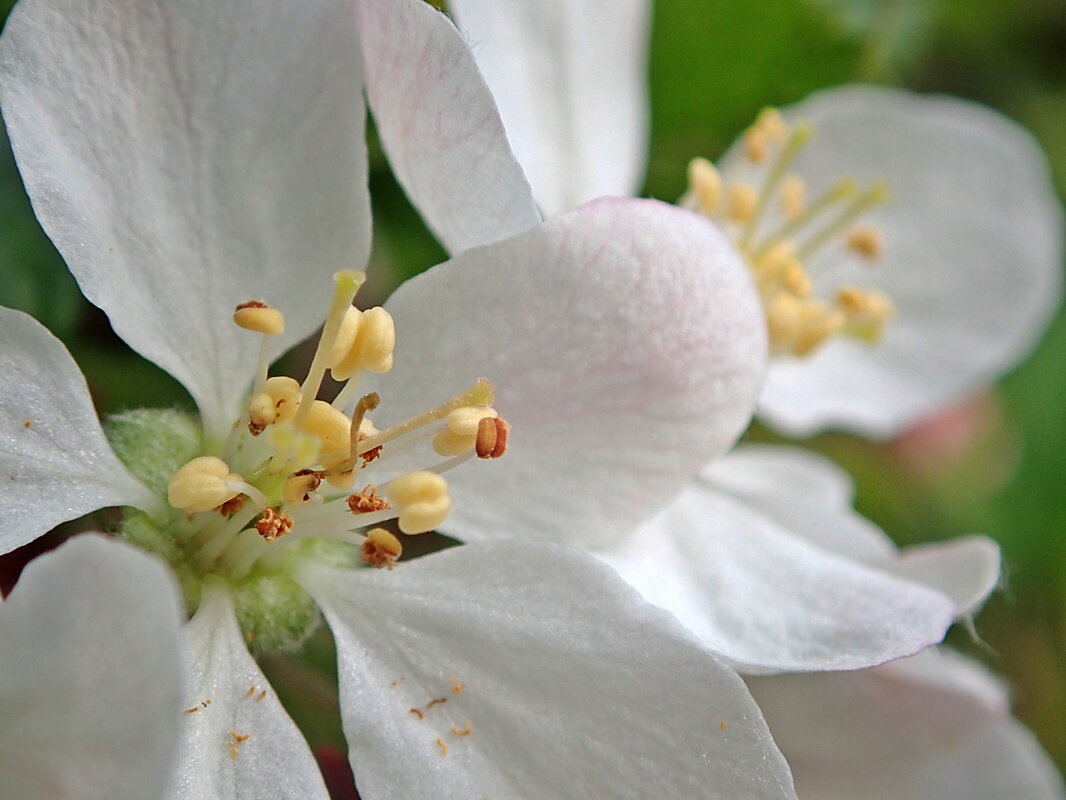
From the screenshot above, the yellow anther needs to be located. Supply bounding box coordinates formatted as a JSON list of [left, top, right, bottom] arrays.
[[388, 471, 451, 534], [247, 376, 301, 434], [781, 175, 806, 221], [836, 286, 895, 344], [329, 307, 363, 367], [766, 295, 845, 358], [167, 456, 244, 514], [744, 126, 770, 163], [355, 307, 395, 373], [687, 157, 722, 216], [331, 306, 395, 379], [446, 406, 498, 437], [432, 430, 476, 457], [300, 400, 351, 463], [233, 301, 285, 335], [361, 527, 403, 569], [754, 107, 788, 144], [283, 470, 322, 506], [727, 182, 758, 223], [846, 226, 884, 260]]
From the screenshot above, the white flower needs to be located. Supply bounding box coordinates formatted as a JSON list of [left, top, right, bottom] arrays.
[[0, 0, 798, 798], [448, 0, 1063, 439], [0, 535, 185, 800], [748, 647, 1066, 799], [444, 0, 1003, 674]]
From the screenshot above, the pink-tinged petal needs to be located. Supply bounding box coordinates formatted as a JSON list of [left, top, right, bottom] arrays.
[[0, 308, 156, 556], [172, 581, 329, 800], [301, 541, 797, 800], [448, 0, 651, 215], [0, 535, 184, 800], [736, 86, 1063, 438], [0, 0, 370, 440], [370, 198, 766, 549], [748, 649, 1065, 800], [599, 480, 956, 674], [355, 0, 541, 253]]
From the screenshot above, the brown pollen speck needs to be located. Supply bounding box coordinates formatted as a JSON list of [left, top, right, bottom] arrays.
[[22, 420, 31, 428], [348, 485, 389, 514], [475, 416, 510, 459], [234, 299, 269, 311], [218, 495, 246, 517]]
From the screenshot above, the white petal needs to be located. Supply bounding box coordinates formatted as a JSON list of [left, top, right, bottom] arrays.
[[0, 534, 184, 800], [0, 0, 370, 439], [732, 86, 1064, 438], [748, 649, 1066, 800], [0, 308, 156, 555], [171, 581, 328, 800], [355, 0, 541, 253], [448, 0, 651, 215], [370, 198, 766, 549], [301, 542, 797, 800], [600, 481, 956, 673], [700, 443, 896, 562], [888, 536, 1001, 617]]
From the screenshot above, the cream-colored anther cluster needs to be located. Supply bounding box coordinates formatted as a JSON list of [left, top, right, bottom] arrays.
[[684, 107, 895, 358], [387, 471, 452, 535], [330, 306, 396, 379], [168, 456, 244, 514]]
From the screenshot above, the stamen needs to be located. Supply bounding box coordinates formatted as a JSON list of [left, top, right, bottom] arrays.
[[233, 301, 285, 336], [738, 121, 814, 248], [846, 226, 884, 260], [432, 406, 498, 456], [247, 377, 302, 435], [686, 157, 722, 216], [796, 181, 890, 262], [475, 416, 510, 459], [385, 471, 451, 534], [321, 393, 381, 482], [753, 177, 859, 260], [255, 507, 294, 542], [726, 182, 758, 224], [356, 379, 494, 455], [361, 528, 402, 569], [330, 306, 395, 380], [283, 469, 323, 507], [781, 175, 806, 221], [168, 457, 244, 514], [348, 485, 389, 514], [293, 270, 366, 428]]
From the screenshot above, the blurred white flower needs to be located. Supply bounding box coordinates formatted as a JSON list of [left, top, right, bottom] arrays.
[[0, 0, 797, 798]]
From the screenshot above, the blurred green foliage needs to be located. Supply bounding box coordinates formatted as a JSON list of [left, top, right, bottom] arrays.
[[0, 0, 1063, 776]]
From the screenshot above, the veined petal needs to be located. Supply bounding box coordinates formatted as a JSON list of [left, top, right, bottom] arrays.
[[0, 535, 184, 800], [171, 581, 329, 800], [748, 649, 1066, 800], [0, 0, 370, 440], [371, 198, 766, 549], [448, 0, 651, 215], [0, 308, 156, 555], [355, 0, 541, 254], [599, 480, 956, 674], [301, 542, 797, 800], [739, 86, 1064, 438]]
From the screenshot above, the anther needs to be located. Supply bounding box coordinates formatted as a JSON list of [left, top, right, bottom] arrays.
[[727, 182, 758, 223], [247, 376, 301, 435], [348, 485, 389, 513], [301, 400, 353, 464], [255, 508, 294, 542], [836, 286, 894, 343], [168, 456, 244, 514], [233, 301, 285, 335], [475, 416, 510, 459], [387, 471, 451, 534], [433, 406, 498, 456], [331, 306, 396, 380], [361, 527, 402, 569], [846, 226, 884, 260], [781, 175, 806, 221], [283, 469, 322, 506], [687, 157, 722, 216]]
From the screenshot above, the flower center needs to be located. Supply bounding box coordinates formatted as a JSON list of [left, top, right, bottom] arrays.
[[113, 270, 508, 652], [683, 108, 895, 358]]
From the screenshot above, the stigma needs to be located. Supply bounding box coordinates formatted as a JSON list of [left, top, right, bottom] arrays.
[[684, 108, 894, 358], [165, 270, 509, 580]]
